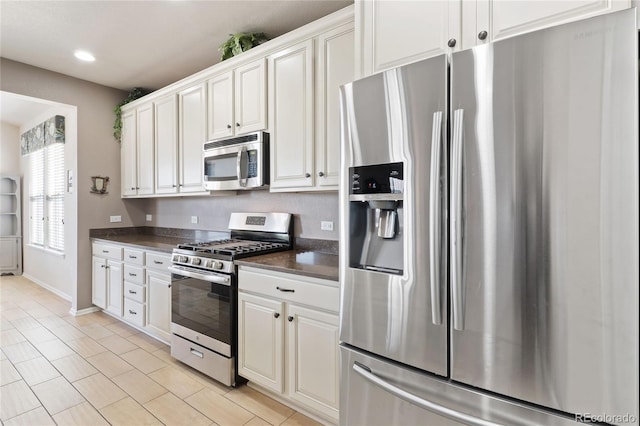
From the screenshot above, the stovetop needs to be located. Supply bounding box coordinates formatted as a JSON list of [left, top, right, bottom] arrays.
[[177, 238, 290, 258]]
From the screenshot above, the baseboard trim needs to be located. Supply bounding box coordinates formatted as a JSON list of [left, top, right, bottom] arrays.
[[22, 273, 72, 302], [69, 306, 101, 316]]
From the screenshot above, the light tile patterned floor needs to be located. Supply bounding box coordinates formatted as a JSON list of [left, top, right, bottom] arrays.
[[0, 275, 322, 425]]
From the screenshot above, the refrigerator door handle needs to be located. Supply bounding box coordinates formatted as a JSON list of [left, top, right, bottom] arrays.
[[353, 362, 501, 426], [429, 111, 443, 325], [451, 108, 465, 331]]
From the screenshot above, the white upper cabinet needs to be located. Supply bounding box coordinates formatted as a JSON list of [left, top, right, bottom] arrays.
[[469, 0, 630, 47], [207, 59, 267, 141], [136, 104, 155, 195], [154, 94, 179, 194], [121, 109, 137, 197], [269, 40, 315, 190], [207, 71, 234, 140], [357, 0, 461, 77], [316, 23, 355, 188], [234, 59, 267, 135], [178, 83, 207, 193], [121, 104, 154, 197]]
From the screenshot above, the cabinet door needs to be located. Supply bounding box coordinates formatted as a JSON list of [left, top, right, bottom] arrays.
[[106, 260, 123, 317], [146, 269, 171, 342], [121, 109, 137, 197], [178, 84, 206, 193], [269, 40, 315, 189], [207, 71, 234, 140], [316, 23, 354, 188], [137, 104, 155, 195], [358, 0, 460, 77], [238, 292, 284, 393], [154, 94, 178, 194], [234, 59, 267, 135], [0, 237, 18, 271], [92, 256, 107, 309], [476, 0, 630, 44], [287, 304, 339, 421]]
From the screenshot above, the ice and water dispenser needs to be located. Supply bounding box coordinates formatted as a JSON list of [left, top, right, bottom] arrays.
[[349, 162, 404, 275]]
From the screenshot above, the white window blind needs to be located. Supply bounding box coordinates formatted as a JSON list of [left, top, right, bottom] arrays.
[[30, 149, 44, 246], [47, 143, 65, 251], [29, 143, 65, 252]]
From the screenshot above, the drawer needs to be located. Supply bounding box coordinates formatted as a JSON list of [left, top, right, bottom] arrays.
[[146, 252, 171, 272], [92, 242, 123, 261], [124, 282, 145, 304], [170, 333, 234, 387], [238, 267, 339, 313], [124, 248, 144, 265], [123, 299, 145, 327], [124, 264, 144, 285]]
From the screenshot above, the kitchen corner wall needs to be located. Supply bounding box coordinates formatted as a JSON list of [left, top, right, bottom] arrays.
[[140, 191, 339, 240], [0, 58, 146, 312]]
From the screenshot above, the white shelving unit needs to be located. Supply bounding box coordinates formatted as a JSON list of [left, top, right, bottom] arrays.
[[0, 175, 22, 275]]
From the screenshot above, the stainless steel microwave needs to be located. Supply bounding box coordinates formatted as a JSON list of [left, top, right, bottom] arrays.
[[203, 132, 269, 191]]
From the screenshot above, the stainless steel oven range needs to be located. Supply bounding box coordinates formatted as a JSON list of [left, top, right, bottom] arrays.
[[168, 212, 292, 386]]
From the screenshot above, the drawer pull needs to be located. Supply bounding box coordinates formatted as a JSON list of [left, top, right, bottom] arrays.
[[276, 286, 295, 293], [190, 348, 204, 358], [129, 255, 137, 259], [153, 260, 164, 265], [128, 310, 137, 315], [128, 272, 136, 277], [102, 250, 109, 253], [128, 290, 137, 294]]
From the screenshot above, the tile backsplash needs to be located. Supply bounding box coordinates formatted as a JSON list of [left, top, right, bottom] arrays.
[[138, 191, 339, 240]]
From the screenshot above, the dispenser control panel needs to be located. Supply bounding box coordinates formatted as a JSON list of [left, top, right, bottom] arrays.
[[350, 162, 404, 194]]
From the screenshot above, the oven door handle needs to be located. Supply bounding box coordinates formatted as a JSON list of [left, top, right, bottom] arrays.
[[168, 266, 231, 286]]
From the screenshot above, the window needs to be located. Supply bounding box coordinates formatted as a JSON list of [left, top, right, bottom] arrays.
[[29, 143, 65, 252]]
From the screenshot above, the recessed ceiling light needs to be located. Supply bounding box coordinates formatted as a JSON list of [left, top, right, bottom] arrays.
[[74, 50, 95, 62]]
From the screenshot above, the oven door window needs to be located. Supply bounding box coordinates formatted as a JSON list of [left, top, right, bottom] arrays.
[[171, 274, 231, 345], [204, 152, 238, 182]]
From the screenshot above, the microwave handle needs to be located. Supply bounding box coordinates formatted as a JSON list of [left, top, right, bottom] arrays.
[[237, 147, 248, 187]]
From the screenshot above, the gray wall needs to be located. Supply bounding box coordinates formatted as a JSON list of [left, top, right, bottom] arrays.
[[0, 58, 146, 311], [141, 190, 339, 240], [1, 122, 20, 175]]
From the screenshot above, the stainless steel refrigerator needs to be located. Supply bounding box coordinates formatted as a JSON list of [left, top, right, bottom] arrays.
[[339, 9, 638, 426]]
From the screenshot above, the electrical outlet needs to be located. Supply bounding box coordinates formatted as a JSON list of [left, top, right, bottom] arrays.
[[321, 221, 334, 231], [191, 216, 199, 224], [146, 214, 152, 222], [110, 215, 122, 223]]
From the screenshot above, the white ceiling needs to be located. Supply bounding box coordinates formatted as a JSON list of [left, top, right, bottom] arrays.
[[0, 0, 353, 92]]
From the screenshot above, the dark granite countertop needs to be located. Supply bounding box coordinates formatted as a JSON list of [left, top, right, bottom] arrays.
[[91, 234, 186, 253], [235, 250, 339, 282]]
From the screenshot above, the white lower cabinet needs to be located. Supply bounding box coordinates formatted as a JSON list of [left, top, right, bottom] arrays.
[[146, 269, 172, 341], [92, 240, 171, 343], [238, 267, 339, 423]]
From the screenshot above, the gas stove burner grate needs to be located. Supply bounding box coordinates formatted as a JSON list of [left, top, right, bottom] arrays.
[[177, 239, 289, 258]]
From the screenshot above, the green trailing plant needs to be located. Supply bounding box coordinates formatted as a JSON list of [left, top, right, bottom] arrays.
[[219, 32, 269, 61], [113, 87, 148, 143]]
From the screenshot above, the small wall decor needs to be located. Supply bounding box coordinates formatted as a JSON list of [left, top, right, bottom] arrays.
[[90, 176, 110, 194]]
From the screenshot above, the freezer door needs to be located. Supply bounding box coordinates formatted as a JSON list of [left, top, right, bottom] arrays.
[[339, 55, 448, 376], [450, 9, 638, 421], [341, 344, 578, 426]]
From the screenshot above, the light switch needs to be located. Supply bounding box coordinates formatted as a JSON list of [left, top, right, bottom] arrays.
[[110, 215, 122, 223], [146, 214, 152, 222], [191, 216, 199, 224], [321, 221, 334, 231]]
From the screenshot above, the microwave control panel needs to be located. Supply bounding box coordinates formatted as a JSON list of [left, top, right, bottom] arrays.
[[247, 150, 258, 178]]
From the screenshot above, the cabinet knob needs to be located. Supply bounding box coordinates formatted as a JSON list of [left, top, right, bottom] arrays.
[[172, 185, 177, 188], [227, 124, 232, 129], [447, 38, 457, 48], [288, 316, 294, 322], [274, 312, 280, 319], [130, 187, 135, 191], [305, 173, 311, 178], [236, 122, 240, 127], [318, 171, 325, 177], [135, 187, 140, 190], [478, 30, 488, 41]]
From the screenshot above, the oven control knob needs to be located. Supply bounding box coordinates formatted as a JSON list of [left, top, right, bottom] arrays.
[[179, 256, 189, 263], [213, 261, 224, 270], [192, 258, 201, 266], [205, 260, 213, 268]]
